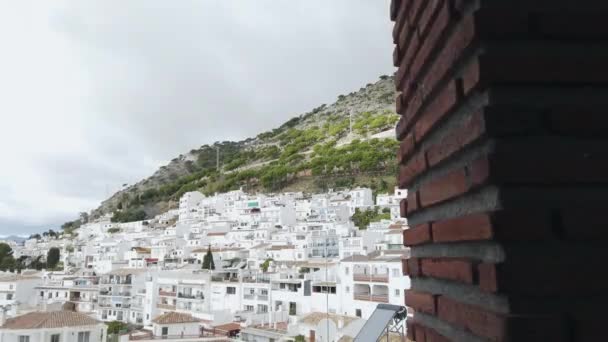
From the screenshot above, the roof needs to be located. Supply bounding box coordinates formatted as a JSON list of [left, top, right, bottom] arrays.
[[152, 312, 200, 325], [340, 255, 370, 262], [213, 322, 241, 332], [299, 312, 359, 328], [132, 247, 151, 254], [107, 268, 146, 276], [1, 311, 101, 329]]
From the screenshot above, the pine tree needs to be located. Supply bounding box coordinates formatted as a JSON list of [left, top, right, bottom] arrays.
[[202, 245, 215, 270], [47, 247, 60, 269]]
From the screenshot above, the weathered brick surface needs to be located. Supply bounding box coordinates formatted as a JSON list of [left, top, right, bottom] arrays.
[[403, 223, 432, 246], [392, 0, 608, 340], [405, 290, 437, 315], [420, 258, 474, 284]]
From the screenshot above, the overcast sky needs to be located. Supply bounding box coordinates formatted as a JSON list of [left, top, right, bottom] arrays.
[[0, 0, 394, 236]]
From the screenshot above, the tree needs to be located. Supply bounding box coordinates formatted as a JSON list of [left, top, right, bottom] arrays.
[[260, 258, 273, 273], [0, 243, 15, 271], [202, 246, 215, 270], [294, 335, 306, 342], [47, 247, 60, 269], [79, 212, 89, 224], [106, 321, 128, 334]]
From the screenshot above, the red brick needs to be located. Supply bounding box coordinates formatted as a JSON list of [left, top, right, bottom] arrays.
[[490, 210, 552, 241], [539, 12, 608, 39], [393, 46, 401, 67], [412, 81, 458, 142], [478, 263, 498, 293], [404, 14, 476, 106], [406, 320, 414, 340], [398, 154, 426, 188], [550, 111, 608, 138], [424, 328, 450, 342], [405, 290, 437, 315], [462, 57, 481, 94], [399, 1, 451, 91], [437, 296, 506, 340], [478, 49, 608, 86], [425, 110, 484, 167], [468, 157, 490, 188], [491, 140, 608, 184], [398, 132, 415, 163], [421, 258, 474, 283], [396, 0, 450, 91], [405, 257, 421, 277], [561, 208, 608, 240], [396, 93, 405, 115], [406, 191, 419, 215], [390, 0, 402, 21], [404, 223, 432, 246], [413, 324, 427, 342], [432, 213, 493, 243], [399, 198, 408, 218], [418, 168, 467, 207]]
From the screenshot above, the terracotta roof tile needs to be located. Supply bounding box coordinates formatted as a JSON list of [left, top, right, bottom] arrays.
[[1, 311, 101, 329], [152, 312, 200, 325]]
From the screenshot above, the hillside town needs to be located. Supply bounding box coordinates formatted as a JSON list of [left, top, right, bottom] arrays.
[[0, 187, 410, 342]]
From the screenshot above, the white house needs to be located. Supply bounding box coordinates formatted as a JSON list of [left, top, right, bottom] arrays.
[[0, 311, 107, 342]]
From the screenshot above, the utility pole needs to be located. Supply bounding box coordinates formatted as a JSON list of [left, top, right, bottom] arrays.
[[216, 146, 220, 171]]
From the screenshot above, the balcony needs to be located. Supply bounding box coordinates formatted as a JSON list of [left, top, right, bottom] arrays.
[[99, 291, 131, 297], [353, 294, 389, 303], [243, 294, 255, 300], [177, 293, 204, 300], [353, 273, 389, 283], [157, 303, 176, 310], [257, 295, 269, 301], [158, 290, 176, 297], [211, 276, 239, 282]]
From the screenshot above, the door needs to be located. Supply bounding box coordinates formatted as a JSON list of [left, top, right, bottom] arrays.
[[161, 327, 168, 339]]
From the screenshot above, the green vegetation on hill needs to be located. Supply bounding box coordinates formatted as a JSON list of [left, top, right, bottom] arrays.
[[63, 75, 398, 228]]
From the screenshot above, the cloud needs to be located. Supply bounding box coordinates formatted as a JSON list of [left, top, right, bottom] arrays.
[[0, 0, 394, 235]]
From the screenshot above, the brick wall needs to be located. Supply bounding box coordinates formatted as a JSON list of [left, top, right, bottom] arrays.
[[392, 0, 608, 341]]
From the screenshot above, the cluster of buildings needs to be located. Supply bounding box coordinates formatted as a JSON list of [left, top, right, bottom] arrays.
[[0, 187, 410, 342]]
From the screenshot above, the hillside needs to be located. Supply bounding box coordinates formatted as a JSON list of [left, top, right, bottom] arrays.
[[87, 75, 398, 223]]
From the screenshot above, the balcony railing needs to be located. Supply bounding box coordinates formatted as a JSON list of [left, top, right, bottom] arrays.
[[354, 294, 389, 303], [159, 290, 176, 296], [243, 294, 255, 300], [353, 274, 389, 283], [99, 291, 131, 297], [156, 303, 176, 310], [257, 295, 269, 301], [177, 293, 204, 300], [211, 276, 239, 282]]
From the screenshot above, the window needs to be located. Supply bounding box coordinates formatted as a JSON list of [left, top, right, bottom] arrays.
[[258, 304, 268, 313], [19, 336, 30, 342], [395, 289, 400, 296], [392, 269, 400, 277], [355, 309, 362, 318], [78, 332, 90, 342], [345, 267, 349, 275], [345, 286, 350, 293], [244, 305, 254, 312], [7, 294, 13, 300], [51, 334, 60, 342], [226, 287, 236, 295], [40, 291, 44, 297]]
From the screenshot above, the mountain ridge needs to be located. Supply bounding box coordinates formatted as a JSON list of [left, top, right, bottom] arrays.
[[78, 75, 398, 224]]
